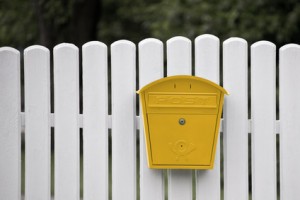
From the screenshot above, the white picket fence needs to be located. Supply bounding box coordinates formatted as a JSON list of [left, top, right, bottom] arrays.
[[0, 34, 300, 200]]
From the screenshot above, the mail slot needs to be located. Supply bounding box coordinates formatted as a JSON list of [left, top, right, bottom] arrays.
[[137, 75, 228, 169]]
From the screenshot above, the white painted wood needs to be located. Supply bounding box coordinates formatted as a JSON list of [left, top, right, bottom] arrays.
[[54, 44, 80, 200], [251, 41, 276, 200], [279, 44, 300, 200], [24, 46, 51, 200], [0, 47, 21, 200], [20, 112, 259, 133], [2, 36, 299, 200], [167, 36, 192, 76], [167, 36, 193, 200], [82, 42, 108, 200], [223, 38, 248, 200], [111, 40, 136, 200], [276, 120, 280, 134], [195, 34, 221, 200], [195, 34, 220, 83], [139, 38, 164, 200]]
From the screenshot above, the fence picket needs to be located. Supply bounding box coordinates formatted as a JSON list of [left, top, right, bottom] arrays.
[[0, 47, 21, 200], [139, 38, 164, 200], [111, 40, 136, 200], [167, 36, 193, 200], [279, 44, 300, 199], [251, 41, 276, 200], [24, 46, 51, 200], [195, 34, 221, 200], [223, 38, 248, 200], [54, 44, 80, 200], [82, 42, 108, 200]]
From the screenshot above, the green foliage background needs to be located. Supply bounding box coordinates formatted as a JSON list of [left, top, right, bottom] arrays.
[[1, 0, 300, 48]]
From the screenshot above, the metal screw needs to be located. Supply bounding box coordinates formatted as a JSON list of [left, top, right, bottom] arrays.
[[179, 118, 185, 125]]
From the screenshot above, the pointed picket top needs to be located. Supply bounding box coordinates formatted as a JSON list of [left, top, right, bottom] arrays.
[[167, 36, 192, 75]]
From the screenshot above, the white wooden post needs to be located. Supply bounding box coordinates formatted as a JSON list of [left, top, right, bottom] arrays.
[[195, 34, 221, 200], [82, 42, 109, 199], [54, 44, 80, 200], [24, 46, 51, 200], [111, 40, 136, 200], [0, 47, 21, 200], [223, 38, 248, 200], [167, 36, 193, 200], [139, 38, 164, 200], [279, 44, 300, 199], [251, 41, 276, 200]]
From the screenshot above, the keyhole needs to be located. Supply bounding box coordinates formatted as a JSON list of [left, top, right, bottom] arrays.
[[179, 118, 185, 125]]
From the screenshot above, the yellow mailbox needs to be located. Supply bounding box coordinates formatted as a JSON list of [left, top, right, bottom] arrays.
[[137, 75, 228, 169]]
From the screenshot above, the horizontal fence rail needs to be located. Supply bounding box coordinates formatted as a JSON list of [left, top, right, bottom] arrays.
[[1, 34, 300, 200], [19, 113, 281, 133]]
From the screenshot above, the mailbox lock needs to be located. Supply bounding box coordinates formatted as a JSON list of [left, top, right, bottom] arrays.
[[179, 118, 186, 125]]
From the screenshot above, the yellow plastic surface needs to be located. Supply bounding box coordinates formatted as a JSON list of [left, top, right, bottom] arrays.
[[137, 75, 228, 169]]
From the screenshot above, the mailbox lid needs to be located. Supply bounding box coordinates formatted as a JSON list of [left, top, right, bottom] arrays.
[[138, 75, 227, 115], [146, 92, 220, 114], [137, 75, 229, 95]]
